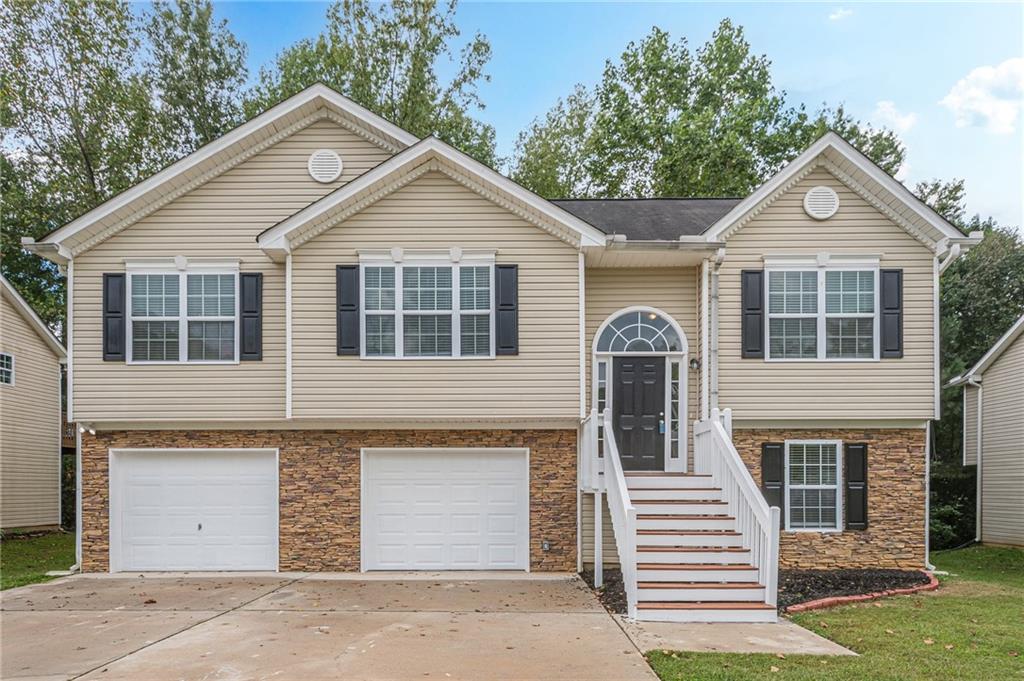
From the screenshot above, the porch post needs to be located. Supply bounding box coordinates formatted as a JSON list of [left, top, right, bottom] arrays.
[[593, 490, 603, 587]]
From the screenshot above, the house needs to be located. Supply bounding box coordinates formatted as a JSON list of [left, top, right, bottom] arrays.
[[1, 275, 67, 531], [947, 315, 1024, 548], [23, 84, 982, 622]]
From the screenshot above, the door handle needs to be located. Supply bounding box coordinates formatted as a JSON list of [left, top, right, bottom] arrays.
[[198, 523, 202, 531]]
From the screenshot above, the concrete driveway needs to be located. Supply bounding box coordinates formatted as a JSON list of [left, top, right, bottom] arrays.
[[1, 573, 656, 681]]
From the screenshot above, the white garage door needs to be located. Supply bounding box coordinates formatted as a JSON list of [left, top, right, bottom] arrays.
[[362, 448, 529, 570], [110, 449, 278, 572]]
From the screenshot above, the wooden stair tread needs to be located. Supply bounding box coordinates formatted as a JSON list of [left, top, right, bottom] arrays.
[[637, 529, 740, 535], [628, 487, 722, 491], [637, 563, 755, 570], [638, 602, 776, 610], [639, 581, 763, 589], [637, 546, 747, 552], [625, 472, 711, 477], [633, 500, 727, 505], [637, 514, 734, 520]]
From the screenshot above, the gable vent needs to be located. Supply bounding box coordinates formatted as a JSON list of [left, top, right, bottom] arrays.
[[803, 185, 840, 220], [308, 149, 343, 183]]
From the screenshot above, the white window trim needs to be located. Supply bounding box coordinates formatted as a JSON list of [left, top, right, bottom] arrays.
[[358, 249, 496, 360], [765, 258, 880, 362], [126, 266, 240, 365], [0, 352, 14, 385], [784, 439, 843, 533]]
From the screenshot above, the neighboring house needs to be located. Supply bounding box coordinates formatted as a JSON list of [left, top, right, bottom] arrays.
[[23, 84, 982, 622], [948, 315, 1024, 548], [0, 275, 67, 531]]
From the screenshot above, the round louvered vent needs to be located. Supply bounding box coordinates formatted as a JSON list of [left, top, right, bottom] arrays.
[[803, 185, 840, 220], [307, 149, 343, 183]]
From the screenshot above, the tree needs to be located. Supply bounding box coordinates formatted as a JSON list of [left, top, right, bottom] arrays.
[[245, 0, 496, 164], [145, 0, 248, 155], [511, 20, 904, 198], [1, 0, 164, 331]]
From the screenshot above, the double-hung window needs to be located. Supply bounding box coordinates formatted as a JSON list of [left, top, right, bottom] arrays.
[[766, 260, 878, 361], [0, 353, 13, 385], [786, 440, 842, 531], [128, 268, 239, 363], [361, 254, 493, 358]]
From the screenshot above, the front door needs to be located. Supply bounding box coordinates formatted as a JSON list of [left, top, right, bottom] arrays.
[[613, 357, 666, 471]]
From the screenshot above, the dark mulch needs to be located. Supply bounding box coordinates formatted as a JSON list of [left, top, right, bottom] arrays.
[[582, 568, 627, 614], [580, 567, 929, 613], [778, 568, 931, 609]]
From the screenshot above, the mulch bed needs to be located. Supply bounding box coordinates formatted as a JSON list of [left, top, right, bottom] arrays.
[[779, 568, 933, 609], [581, 566, 932, 615]]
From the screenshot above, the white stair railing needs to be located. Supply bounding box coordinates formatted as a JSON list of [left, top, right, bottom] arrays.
[[601, 408, 638, 619], [693, 408, 780, 607], [580, 409, 602, 492]]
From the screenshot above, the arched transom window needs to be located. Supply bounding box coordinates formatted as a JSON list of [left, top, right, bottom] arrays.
[[596, 310, 684, 353]]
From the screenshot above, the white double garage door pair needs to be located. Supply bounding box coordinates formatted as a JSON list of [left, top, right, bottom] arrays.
[[110, 448, 530, 572]]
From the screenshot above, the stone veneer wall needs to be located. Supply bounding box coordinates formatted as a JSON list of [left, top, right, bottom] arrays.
[[80, 429, 577, 573], [732, 428, 926, 569]]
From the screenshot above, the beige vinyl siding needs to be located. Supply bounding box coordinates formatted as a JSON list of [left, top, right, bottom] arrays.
[[584, 268, 700, 463], [290, 171, 580, 419], [1, 293, 62, 529], [964, 384, 979, 465], [718, 169, 936, 421], [979, 335, 1024, 546], [72, 120, 393, 421], [581, 492, 620, 566]]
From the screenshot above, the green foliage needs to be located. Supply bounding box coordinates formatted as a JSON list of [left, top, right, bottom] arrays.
[[245, 0, 496, 164], [145, 0, 248, 154], [510, 20, 905, 198], [933, 544, 1024, 588], [0, 531, 75, 590], [929, 462, 975, 550]]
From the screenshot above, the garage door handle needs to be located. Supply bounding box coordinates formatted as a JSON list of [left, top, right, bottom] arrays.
[[197, 523, 202, 531]]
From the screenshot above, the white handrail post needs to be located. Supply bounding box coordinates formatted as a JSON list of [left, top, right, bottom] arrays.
[[766, 505, 781, 607], [722, 407, 733, 439]]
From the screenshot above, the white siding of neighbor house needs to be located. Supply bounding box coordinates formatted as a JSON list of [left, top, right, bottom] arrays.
[[289, 170, 581, 420], [1, 292, 62, 529], [964, 384, 978, 466], [978, 335, 1024, 546], [71, 120, 393, 421], [718, 168, 936, 421]]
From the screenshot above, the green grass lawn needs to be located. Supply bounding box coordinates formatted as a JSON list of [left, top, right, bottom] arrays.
[[0, 531, 75, 590], [647, 545, 1024, 681]]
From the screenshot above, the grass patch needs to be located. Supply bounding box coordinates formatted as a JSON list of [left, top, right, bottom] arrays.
[[648, 546, 1024, 680], [0, 531, 75, 590]]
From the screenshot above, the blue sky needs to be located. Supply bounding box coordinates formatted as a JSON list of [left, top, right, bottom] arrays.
[[211, 1, 1024, 229]]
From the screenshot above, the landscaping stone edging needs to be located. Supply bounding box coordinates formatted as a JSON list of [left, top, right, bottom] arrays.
[[785, 570, 939, 613]]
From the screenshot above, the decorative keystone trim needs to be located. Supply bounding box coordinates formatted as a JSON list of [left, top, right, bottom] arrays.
[[717, 161, 820, 241], [785, 570, 939, 613], [323, 109, 404, 154]]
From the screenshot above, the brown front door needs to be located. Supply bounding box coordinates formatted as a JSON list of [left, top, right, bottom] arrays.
[[613, 357, 665, 471]]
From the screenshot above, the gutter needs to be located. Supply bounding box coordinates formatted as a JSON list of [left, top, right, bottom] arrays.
[[602, 234, 725, 251]]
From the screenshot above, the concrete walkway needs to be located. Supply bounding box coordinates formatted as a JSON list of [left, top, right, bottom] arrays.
[[1, 574, 657, 681], [616, 616, 855, 656]]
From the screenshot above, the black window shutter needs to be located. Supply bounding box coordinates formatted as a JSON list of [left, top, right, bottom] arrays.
[[239, 273, 263, 361], [741, 270, 765, 358], [880, 269, 903, 358], [336, 265, 360, 355], [761, 442, 785, 514], [845, 443, 869, 530], [495, 264, 519, 355], [103, 273, 126, 361]]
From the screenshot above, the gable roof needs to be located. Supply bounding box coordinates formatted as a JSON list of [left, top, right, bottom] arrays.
[[946, 314, 1024, 387], [1, 276, 67, 361], [257, 137, 608, 257], [25, 84, 418, 263], [703, 132, 979, 253], [552, 198, 741, 240]]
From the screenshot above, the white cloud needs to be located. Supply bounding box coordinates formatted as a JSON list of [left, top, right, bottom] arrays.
[[828, 8, 853, 21], [874, 100, 918, 133], [940, 57, 1024, 134]]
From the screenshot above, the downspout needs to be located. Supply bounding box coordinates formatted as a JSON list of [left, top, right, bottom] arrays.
[[700, 259, 710, 420], [967, 377, 983, 542], [709, 248, 726, 412], [925, 422, 934, 570]]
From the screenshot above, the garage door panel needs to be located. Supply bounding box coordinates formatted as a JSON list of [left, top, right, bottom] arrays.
[[112, 450, 278, 572], [363, 449, 528, 571]]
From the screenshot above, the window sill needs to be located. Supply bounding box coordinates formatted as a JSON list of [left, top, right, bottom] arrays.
[[126, 360, 240, 366], [356, 355, 498, 361]]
